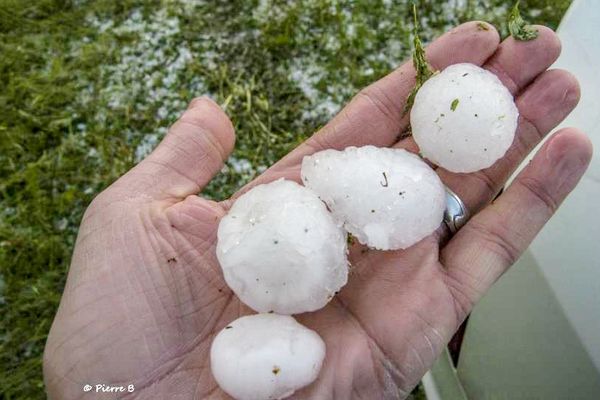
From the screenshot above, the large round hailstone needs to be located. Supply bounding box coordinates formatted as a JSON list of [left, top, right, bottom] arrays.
[[411, 63, 519, 173], [301, 146, 445, 250], [216, 178, 348, 315], [211, 314, 326, 400]]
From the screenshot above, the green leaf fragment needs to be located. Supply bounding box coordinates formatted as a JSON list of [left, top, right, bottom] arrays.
[[507, 1, 539, 41], [477, 22, 490, 31], [403, 3, 434, 115], [450, 98, 459, 111], [347, 234, 356, 246]]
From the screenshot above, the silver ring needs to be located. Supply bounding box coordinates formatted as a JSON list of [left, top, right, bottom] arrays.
[[444, 187, 469, 234]]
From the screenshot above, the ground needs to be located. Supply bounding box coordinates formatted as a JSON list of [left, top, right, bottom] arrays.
[[0, 0, 571, 398]]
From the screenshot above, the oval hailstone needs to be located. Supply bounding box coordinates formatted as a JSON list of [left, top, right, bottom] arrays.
[[216, 178, 348, 315], [301, 146, 445, 250], [411, 63, 519, 173], [211, 314, 326, 400]]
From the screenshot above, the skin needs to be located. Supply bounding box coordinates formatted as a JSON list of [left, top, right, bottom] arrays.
[[43, 22, 592, 400]]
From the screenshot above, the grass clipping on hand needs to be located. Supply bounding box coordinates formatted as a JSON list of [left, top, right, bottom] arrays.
[[508, 0, 539, 41], [403, 3, 434, 115]]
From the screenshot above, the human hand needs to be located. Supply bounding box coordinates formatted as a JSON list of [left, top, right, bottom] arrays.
[[43, 22, 592, 399]]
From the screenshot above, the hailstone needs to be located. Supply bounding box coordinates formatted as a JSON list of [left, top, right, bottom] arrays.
[[410, 63, 519, 173], [211, 314, 326, 400], [216, 178, 348, 315], [301, 146, 446, 250]]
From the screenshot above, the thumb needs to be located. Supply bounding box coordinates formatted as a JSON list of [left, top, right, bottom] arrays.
[[128, 96, 235, 199]]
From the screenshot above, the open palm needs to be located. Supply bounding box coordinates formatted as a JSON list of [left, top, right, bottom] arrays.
[[44, 22, 591, 400]]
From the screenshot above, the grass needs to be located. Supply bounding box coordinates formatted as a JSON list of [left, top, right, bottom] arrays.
[[0, 0, 571, 398]]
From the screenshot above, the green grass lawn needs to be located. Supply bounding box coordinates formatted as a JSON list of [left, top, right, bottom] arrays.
[[0, 0, 571, 398]]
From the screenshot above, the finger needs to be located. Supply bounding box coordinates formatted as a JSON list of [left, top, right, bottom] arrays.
[[311, 21, 499, 149], [244, 21, 500, 191], [126, 97, 235, 199], [436, 26, 566, 213], [384, 25, 560, 159], [485, 26, 561, 96], [439, 68, 580, 213], [442, 128, 592, 317]]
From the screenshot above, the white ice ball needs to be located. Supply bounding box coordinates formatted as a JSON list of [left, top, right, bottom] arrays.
[[216, 178, 348, 315], [411, 63, 519, 173], [301, 146, 446, 250], [211, 314, 326, 400]]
